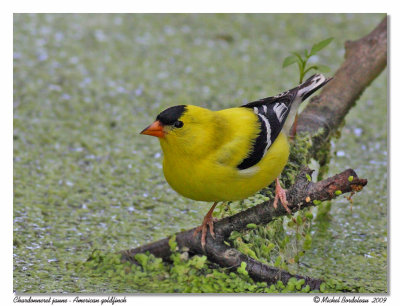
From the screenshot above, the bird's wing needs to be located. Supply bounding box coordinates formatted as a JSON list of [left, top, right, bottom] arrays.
[[237, 74, 331, 170], [236, 91, 297, 170]]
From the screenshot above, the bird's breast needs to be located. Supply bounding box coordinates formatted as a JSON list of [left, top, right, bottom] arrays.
[[162, 133, 290, 202]]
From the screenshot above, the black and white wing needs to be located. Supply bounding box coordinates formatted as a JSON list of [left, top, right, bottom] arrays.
[[237, 74, 331, 170]]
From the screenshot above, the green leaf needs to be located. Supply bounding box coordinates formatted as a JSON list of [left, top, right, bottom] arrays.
[[291, 51, 304, 63], [134, 253, 148, 267], [266, 242, 275, 251], [305, 211, 314, 220], [274, 256, 281, 267], [229, 230, 241, 240], [313, 199, 321, 205], [191, 255, 207, 269], [310, 37, 334, 55], [277, 280, 285, 289], [237, 262, 248, 276], [282, 55, 298, 68], [335, 190, 342, 196], [303, 233, 312, 250], [302, 284, 310, 292], [168, 235, 178, 251], [317, 64, 331, 73], [303, 65, 318, 75], [296, 214, 303, 225]]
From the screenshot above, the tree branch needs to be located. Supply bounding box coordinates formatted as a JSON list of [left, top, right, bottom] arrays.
[[121, 167, 366, 289], [119, 17, 386, 290], [296, 16, 387, 155]]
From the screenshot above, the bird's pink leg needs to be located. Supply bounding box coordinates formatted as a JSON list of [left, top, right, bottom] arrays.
[[193, 202, 218, 249], [273, 178, 292, 214]]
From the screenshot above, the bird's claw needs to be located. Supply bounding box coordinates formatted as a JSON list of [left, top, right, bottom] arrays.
[[273, 179, 292, 214], [193, 217, 218, 249]]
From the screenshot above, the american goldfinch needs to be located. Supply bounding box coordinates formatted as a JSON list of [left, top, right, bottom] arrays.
[[141, 74, 331, 248]]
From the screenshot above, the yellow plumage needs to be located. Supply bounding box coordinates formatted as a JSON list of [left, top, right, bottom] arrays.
[[160, 105, 289, 202], [140, 73, 330, 247]]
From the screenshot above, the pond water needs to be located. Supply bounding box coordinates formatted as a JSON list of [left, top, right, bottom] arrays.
[[13, 13, 387, 293]]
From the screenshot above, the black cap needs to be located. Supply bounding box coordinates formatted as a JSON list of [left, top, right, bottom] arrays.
[[156, 105, 187, 125]]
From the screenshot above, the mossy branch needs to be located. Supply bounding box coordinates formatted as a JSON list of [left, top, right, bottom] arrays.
[[296, 16, 387, 158], [119, 16, 385, 289], [121, 167, 367, 289]]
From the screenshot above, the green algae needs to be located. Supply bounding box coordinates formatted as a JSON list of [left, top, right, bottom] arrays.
[[73, 237, 353, 293], [13, 13, 387, 293]]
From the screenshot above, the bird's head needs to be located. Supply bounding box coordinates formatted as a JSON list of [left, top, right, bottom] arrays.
[[140, 105, 218, 156], [140, 105, 187, 139]]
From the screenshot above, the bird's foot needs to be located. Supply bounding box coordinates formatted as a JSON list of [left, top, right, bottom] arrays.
[[273, 178, 292, 214], [193, 217, 218, 249], [193, 202, 219, 249]]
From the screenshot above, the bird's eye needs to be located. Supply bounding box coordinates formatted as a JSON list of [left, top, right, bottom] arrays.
[[174, 120, 184, 128]]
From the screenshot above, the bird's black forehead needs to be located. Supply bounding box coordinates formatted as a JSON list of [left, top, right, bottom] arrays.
[[156, 105, 187, 125]]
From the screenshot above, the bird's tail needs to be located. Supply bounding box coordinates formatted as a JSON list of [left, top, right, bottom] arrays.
[[297, 74, 332, 102], [281, 74, 331, 135]]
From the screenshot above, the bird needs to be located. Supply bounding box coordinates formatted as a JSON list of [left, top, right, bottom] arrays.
[[140, 74, 331, 248]]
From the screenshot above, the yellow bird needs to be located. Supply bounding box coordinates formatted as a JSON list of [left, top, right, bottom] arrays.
[[141, 74, 331, 247]]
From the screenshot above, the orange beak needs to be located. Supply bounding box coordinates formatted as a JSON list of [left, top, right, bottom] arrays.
[[140, 120, 165, 138]]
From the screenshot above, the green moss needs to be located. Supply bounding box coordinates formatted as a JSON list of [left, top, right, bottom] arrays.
[[314, 134, 332, 180], [74, 243, 362, 293], [224, 133, 318, 274]]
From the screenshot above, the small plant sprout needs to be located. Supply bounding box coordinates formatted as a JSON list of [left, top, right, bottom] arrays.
[[246, 223, 257, 229], [282, 37, 334, 84], [313, 199, 321, 205], [237, 262, 248, 276]]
